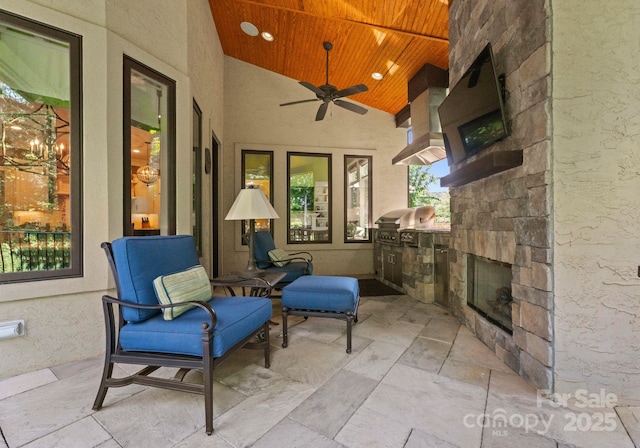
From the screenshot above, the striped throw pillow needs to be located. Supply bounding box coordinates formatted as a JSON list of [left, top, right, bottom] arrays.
[[153, 265, 211, 320], [268, 248, 291, 267]]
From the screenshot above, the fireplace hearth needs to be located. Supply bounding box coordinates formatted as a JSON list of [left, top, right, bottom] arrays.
[[467, 255, 513, 333]]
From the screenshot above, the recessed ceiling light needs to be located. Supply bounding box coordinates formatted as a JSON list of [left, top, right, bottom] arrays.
[[240, 21, 259, 37], [261, 31, 274, 42], [371, 72, 384, 80]]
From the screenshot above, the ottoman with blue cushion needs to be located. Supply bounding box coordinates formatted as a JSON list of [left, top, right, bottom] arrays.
[[281, 276, 359, 353]]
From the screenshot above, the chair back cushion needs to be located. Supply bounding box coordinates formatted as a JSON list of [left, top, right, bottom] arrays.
[[254, 230, 276, 269], [153, 265, 211, 320], [111, 235, 200, 323]]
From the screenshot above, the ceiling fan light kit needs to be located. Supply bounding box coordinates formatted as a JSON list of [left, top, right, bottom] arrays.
[[280, 41, 369, 121]]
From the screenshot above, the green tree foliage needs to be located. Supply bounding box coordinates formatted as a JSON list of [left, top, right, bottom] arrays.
[[289, 173, 314, 212], [409, 165, 437, 207], [408, 165, 450, 224]]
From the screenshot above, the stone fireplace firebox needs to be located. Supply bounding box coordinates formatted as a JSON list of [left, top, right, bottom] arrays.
[[467, 255, 513, 334]]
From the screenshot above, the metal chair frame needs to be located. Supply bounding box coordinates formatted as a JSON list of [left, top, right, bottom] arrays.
[[92, 242, 270, 436]]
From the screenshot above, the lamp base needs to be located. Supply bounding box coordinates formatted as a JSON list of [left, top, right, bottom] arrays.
[[241, 219, 265, 279]]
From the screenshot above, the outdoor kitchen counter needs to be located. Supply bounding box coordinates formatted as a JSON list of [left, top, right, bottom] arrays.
[[374, 228, 451, 305]]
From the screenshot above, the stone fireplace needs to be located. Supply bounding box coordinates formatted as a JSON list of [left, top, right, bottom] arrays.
[[446, 0, 553, 391]]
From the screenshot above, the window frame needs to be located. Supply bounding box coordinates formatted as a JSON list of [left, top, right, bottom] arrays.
[[286, 152, 332, 244], [0, 10, 83, 283], [344, 155, 372, 243], [241, 149, 274, 244], [192, 99, 202, 255], [122, 55, 176, 237]]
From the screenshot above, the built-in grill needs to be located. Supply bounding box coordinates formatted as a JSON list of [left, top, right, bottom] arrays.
[[374, 206, 436, 245]]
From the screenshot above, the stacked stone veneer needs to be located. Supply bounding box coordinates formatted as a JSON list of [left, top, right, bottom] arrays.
[[447, 0, 553, 390], [403, 231, 450, 304]]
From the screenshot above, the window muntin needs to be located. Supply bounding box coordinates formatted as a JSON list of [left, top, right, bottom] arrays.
[[287, 152, 331, 244], [345, 155, 372, 242], [123, 56, 176, 236], [0, 10, 82, 282], [241, 150, 273, 243]]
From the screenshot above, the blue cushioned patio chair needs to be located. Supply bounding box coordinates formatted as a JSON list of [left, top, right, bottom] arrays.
[[253, 230, 313, 286], [92, 235, 273, 436]]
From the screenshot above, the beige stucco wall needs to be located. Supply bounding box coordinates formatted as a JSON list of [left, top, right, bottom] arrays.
[[220, 57, 408, 276], [0, 0, 222, 378], [185, 0, 225, 275], [552, 0, 640, 405]]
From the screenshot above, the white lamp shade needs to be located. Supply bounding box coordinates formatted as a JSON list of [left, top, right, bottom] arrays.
[[225, 187, 280, 220]]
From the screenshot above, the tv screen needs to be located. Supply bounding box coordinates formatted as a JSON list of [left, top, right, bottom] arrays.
[[438, 43, 508, 165]]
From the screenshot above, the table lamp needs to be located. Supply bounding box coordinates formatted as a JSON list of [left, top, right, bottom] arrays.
[[225, 185, 279, 276]]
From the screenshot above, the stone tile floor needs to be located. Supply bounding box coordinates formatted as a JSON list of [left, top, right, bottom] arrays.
[[1, 293, 639, 447]]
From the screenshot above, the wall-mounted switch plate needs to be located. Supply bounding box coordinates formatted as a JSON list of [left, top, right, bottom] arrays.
[[0, 320, 25, 339]]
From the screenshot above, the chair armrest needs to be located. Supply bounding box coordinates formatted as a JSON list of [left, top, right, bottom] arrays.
[[287, 251, 313, 262], [255, 251, 313, 266], [101, 294, 217, 327], [278, 256, 311, 265], [254, 256, 312, 277], [256, 256, 311, 267]]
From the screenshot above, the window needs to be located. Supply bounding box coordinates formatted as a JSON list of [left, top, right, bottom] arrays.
[[123, 56, 176, 236], [345, 155, 372, 242], [0, 10, 82, 282], [287, 152, 331, 244], [408, 160, 451, 225], [241, 150, 273, 243], [192, 100, 202, 254]]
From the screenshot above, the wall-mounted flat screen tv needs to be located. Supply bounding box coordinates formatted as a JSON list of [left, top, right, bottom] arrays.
[[438, 43, 508, 165]]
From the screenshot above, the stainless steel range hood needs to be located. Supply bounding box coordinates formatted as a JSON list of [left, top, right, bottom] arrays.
[[392, 131, 446, 165], [393, 87, 447, 165]]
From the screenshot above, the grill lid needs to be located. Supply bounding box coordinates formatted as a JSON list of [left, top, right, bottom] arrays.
[[375, 208, 416, 225], [375, 206, 436, 230]]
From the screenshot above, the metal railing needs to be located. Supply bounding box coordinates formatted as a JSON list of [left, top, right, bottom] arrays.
[[0, 230, 71, 273]]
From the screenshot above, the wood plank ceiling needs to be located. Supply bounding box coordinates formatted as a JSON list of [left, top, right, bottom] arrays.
[[208, 0, 449, 117]]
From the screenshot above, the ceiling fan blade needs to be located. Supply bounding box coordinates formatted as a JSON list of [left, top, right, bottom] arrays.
[[280, 98, 320, 106], [334, 99, 368, 115], [315, 101, 329, 121], [299, 81, 325, 98], [284, 43, 368, 121], [334, 84, 368, 99]]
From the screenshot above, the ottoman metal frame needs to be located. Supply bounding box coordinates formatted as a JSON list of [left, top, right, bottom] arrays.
[[281, 307, 358, 353]]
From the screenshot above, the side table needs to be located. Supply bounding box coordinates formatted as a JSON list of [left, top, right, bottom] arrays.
[[210, 271, 286, 298], [211, 271, 286, 327]]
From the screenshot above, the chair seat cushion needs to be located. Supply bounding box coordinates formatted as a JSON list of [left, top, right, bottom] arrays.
[[282, 276, 359, 312], [119, 296, 272, 358]]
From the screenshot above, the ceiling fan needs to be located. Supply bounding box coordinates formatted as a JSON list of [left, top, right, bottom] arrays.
[[280, 41, 369, 121]]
